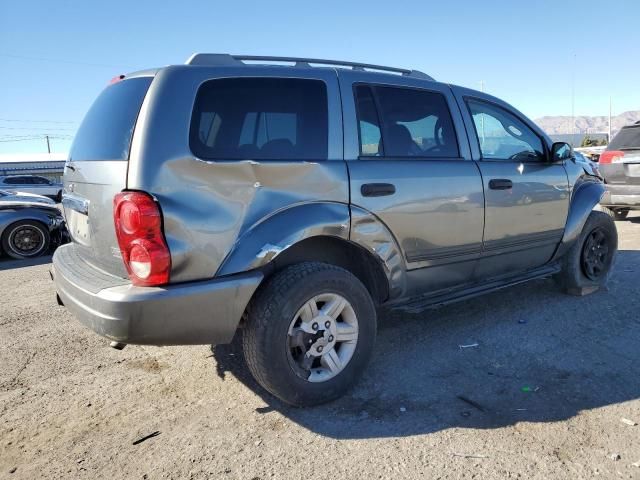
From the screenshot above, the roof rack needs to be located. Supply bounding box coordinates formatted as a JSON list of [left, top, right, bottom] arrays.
[[185, 53, 434, 81]]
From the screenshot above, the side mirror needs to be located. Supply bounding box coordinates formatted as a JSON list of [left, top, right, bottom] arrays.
[[551, 142, 573, 162]]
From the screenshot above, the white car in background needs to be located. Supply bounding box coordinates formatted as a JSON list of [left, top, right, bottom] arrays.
[[0, 175, 63, 202], [0, 189, 56, 205]]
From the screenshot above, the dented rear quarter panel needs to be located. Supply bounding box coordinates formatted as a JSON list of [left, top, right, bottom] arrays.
[[127, 65, 347, 282]]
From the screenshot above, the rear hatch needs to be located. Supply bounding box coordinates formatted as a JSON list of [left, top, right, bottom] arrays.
[[600, 123, 640, 185], [63, 76, 153, 277]]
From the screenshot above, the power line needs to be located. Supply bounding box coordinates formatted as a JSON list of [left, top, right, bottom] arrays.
[[0, 118, 78, 124], [0, 126, 76, 131], [0, 135, 74, 143]]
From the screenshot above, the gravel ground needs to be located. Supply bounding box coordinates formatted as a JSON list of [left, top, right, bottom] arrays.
[[1, 214, 639, 479]]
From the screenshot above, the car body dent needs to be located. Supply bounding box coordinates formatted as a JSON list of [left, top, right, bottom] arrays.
[[349, 205, 407, 299], [125, 65, 346, 283], [552, 162, 606, 260], [152, 157, 350, 281], [216, 201, 350, 276]]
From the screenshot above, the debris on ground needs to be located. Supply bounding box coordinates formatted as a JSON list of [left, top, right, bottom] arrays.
[[457, 395, 486, 412], [621, 418, 637, 426], [453, 453, 489, 459], [458, 343, 479, 349], [521, 386, 540, 393], [132, 431, 161, 446]]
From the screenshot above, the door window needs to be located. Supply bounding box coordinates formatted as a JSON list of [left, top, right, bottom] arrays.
[[467, 99, 545, 162], [190, 78, 328, 160], [5, 177, 26, 184], [355, 85, 459, 158]]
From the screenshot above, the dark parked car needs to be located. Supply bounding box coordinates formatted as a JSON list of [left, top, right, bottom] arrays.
[[53, 54, 616, 406], [0, 175, 63, 202], [599, 121, 640, 219], [1, 203, 67, 259]]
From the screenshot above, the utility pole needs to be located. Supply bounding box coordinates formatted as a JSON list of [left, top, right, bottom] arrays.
[[571, 53, 576, 142], [608, 96, 612, 144], [45, 135, 51, 154], [479, 81, 485, 146]]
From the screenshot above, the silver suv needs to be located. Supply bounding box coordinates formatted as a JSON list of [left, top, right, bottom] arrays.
[[53, 54, 617, 406]]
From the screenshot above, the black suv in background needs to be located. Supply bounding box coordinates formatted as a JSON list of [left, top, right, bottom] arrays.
[[600, 121, 640, 219]]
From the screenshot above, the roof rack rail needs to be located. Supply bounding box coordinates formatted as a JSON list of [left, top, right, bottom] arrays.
[[185, 53, 434, 81]]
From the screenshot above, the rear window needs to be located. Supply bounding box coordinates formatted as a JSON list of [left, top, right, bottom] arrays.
[[354, 84, 459, 158], [608, 125, 640, 150], [69, 77, 153, 161], [190, 78, 328, 160]]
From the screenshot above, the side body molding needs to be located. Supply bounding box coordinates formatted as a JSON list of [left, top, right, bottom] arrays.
[[552, 178, 605, 260], [349, 206, 407, 299], [216, 202, 350, 276]]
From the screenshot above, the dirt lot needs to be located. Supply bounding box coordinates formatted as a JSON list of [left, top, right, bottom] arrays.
[[1, 215, 639, 479]]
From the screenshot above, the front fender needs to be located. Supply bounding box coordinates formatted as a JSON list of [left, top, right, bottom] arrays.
[[553, 179, 605, 260], [216, 202, 350, 276]]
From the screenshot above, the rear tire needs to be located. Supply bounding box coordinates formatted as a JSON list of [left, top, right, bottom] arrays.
[[242, 262, 377, 407], [555, 210, 617, 293], [1, 220, 51, 259]]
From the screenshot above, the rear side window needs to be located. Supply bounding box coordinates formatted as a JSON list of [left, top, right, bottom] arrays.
[[190, 78, 328, 161], [70, 77, 153, 161], [355, 84, 459, 158], [608, 125, 640, 150]]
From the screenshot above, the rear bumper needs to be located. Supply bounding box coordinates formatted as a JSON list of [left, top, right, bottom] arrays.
[[52, 244, 263, 345], [601, 184, 640, 209]]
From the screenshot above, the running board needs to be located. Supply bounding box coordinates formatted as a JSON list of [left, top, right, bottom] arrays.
[[392, 264, 560, 314]]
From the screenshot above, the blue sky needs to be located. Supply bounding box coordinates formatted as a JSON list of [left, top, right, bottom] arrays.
[[1, 0, 638, 154]]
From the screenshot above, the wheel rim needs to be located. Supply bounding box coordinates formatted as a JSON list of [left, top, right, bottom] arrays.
[[581, 227, 610, 280], [8, 225, 45, 256], [286, 293, 359, 383]]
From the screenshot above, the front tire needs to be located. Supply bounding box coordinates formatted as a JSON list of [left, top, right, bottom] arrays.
[[242, 262, 377, 407], [1, 220, 51, 259], [556, 210, 617, 293]]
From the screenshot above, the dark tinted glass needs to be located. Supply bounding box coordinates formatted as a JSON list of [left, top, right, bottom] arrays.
[[4, 177, 23, 184], [70, 77, 152, 161], [190, 78, 328, 160], [608, 125, 640, 150], [370, 86, 459, 158], [354, 86, 383, 156], [467, 99, 544, 162]]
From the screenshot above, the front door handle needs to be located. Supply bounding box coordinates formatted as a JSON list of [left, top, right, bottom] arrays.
[[361, 183, 396, 197], [488, 179, 513, 190]]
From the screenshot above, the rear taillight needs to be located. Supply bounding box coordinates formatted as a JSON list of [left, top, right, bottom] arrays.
[[599, 150, 625, 164], [113, 191, 170, 286]]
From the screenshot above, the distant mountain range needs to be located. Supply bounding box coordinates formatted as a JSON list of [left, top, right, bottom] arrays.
[[534, 110, 640, 137]]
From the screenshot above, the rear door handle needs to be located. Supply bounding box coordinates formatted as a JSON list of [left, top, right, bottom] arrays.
[[361, 183, 396, 197], [488, 179, 513, 190]]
